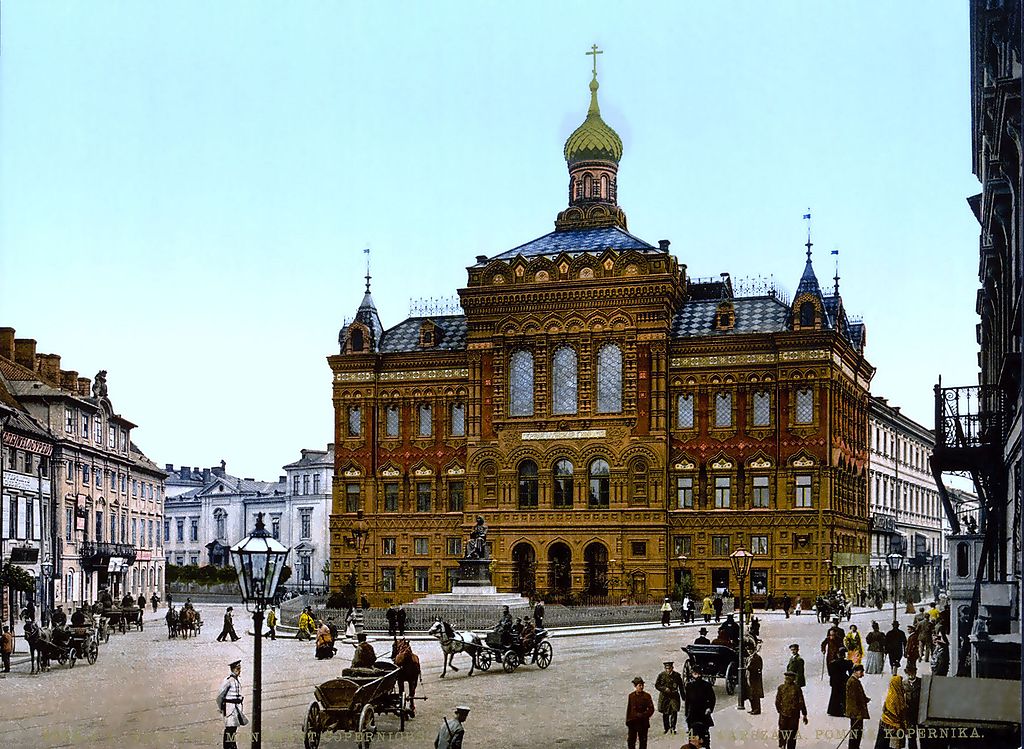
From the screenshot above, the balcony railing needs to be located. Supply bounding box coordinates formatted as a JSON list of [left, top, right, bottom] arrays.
[[80, 541, 138, 568], [934, 384, 1005, 450]]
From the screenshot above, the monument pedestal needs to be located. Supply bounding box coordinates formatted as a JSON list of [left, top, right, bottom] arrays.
[[406, 556, 531, 609], [456, 558, 492, 587]]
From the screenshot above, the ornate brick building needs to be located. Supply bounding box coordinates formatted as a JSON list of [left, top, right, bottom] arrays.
[[328, 64, 874, 605]]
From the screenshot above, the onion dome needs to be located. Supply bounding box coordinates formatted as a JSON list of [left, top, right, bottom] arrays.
[[563, 75, 623, 167]]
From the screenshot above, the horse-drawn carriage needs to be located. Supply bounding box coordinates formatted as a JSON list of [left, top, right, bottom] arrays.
[[474, 627, 553, 674], [680, 634, 759, 695], [103, 605, 144, 636], [165, 607, 202, 639], [31, 625, 100, 670], [815, 592, 852, 623], [302, 662, 414, 749]]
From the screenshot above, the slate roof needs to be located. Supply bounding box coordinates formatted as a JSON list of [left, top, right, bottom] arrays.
[[485, 226, 659, 263], [378, 315, 468, 353], [282, 446, 335, 470], [671, 296, 791, 338]]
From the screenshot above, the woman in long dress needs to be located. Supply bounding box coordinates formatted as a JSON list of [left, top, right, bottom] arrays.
[[865, 621, 886, 674], [826, 648, 853, 717], [845, 624, 864, 666]]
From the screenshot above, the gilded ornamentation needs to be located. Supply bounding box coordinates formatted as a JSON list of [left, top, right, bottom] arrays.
[[413, 466, 434, 476], [749, 456, 772, 469], [792, 455, 815, 467], [343, 467, 362, 477], [579, 268, 594, 279], [334, 371, 374, 382], [710, 457, 734, 470], [378, 368, 469, 382], [381, 467, 401, 477], [673, 460, 696, 470]]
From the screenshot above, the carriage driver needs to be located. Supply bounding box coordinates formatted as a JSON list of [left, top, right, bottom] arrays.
[[351, 632, 377, 669], [494, 606, 513, 646], [216, 660, 248, 749]]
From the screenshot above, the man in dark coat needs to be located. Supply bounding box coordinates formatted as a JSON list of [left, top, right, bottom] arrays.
[[786, 644, 806, 688], [137, 593, 147, 610], [720, 614, 739, 645], [533, 598, 545, 628], [51, 605, 67, 628], [745, 650, 764, 714], [821, 618, 846, 664], [684, 664, 716, 748], [712, 595, 723, 623], [217, 606, 240, 642], [845, 664, 870, 749], [396, 604, 407, 637], [903, 665, 922, 749], [626, 676, 655, 749], [351, 632, 377, 669], [827, 648, 853, 717], [694, 627, 711, 645], [655, 661, 685, 734], [774, 671, 808, 749], [884, 622, 907, 675], [386, 605, 397, 637], [150, 592, 159, 612], [782, 595, 792, 619]]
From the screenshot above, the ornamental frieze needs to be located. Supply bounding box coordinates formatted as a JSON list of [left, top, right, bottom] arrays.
[[378, 368, 470, 382], [334, 371, 375, 382], [670, 349, 830, 368]]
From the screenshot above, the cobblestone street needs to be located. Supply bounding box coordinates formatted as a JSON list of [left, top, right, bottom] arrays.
[[0, 605, 936, 749]]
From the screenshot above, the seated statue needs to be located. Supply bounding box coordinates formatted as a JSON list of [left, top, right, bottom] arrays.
[[464, 515, 489, 559]]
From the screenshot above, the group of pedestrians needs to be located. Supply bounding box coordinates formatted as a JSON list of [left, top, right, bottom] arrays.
[[626, 661, 717, 749], [384, 603, 408, 637]]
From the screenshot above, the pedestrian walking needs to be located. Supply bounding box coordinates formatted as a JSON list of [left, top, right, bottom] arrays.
[[655, 661, 685, 734], [712, 595, 723, 623], [434, 705, 470, 749], [865, 621, 885, 674], [930, 633, 949, 676], [845, 664, 870, 749], [786, 643, 806, 688], [827, 648, 853, 717], [744, 650, 764, 714], [386, 604, 397, 637], [904, 626, 920, 670], [266, 606, 277, 640], [661, 598, 673, 627], [216, 660, 248, 749], [626, 676, 656, 749], [684, 664, 716, 748], [874, 675, 907, 749], [396, 604, 407, 636], [782, 594, 792, 619], [775, 671, 808, 749], [743, 598, 753, 623], [767, 593, 775, 611], [884, 622, 907, 675], [534, 598, 545, 628], [1, 625, 13, 673], [918, 616, 933, 662], [217, 606, 240, 642], [150, 592, 160, 612], [902, 665, 922, 749], [845, 624, 864, 666], [136, 593, 146, 611], [701, 596, 713, 623], [682, 596, 694, 624]]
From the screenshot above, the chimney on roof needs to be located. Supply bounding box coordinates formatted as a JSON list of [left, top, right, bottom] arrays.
[[244, 477, 254, 482], [180, 467, 191, 479], [0, 328, 15, 361], [60, 370, 79, 391], [328, 443, 334, 451], [475, 255, 488, 263], [279, 475, 286, 483], [203, 468, 211, 482], [212, 463, 225, 477], [37, 354, 61, 384], [658, 240, 670, 251], [301, 449, 307, 457], [14, 339, 37, 369], [165, 464, 174, 471], [76, 377, 91, 397]]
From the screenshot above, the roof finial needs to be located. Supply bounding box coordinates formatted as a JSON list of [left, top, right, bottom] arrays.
[[363, 247, 371, 293], [832, 248, 840, 295], [585, 44, 603, 115], [803, 209, 813, 261], [587, 43, 603, 79]]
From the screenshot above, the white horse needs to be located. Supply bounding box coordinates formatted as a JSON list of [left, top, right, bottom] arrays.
[[427, 618, 483, 678]]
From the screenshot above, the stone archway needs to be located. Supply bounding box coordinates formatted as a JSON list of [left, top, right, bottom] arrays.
[[583, 541, 608, 596], [511, 542, 537, 596], [547, 542, 572, 597]]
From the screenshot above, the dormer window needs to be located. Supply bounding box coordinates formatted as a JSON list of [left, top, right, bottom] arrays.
[[715, 301, 735, 331], [348, 327, 365, 353], [799, 301, 815, 327], [419, 321, 437, 347]]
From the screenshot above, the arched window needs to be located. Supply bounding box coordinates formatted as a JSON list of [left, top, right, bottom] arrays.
[[715, 392, 733, 427], [214, 509, 227, 540], [799, 301, 815, 326], [551, 347, 578, 415], [584, 173, 593, 197], [589, 459, 610, 508], [350, 328, 364, 352], [518, 460, 539, 508], [596, 344, 623, 413], [676, 394, 694, 428], [509, 350, 534, 416], [450, 403, 465, 437], [752, 391, 771, 427], [600, 174, 609, 199], [956, 542, 969, 577], [553, 459, 574, 508], [418, 403, 433, 436]]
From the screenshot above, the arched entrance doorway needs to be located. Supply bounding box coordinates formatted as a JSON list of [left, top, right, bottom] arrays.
[[583, 542, 608, 597], [547, 543, 572, 598], [511, 542, 537, 596]]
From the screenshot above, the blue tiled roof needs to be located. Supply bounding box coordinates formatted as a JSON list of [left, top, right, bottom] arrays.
[[378, 315, 468, 353], [486, 226, 658, 262], [671, 296, 791, 338]]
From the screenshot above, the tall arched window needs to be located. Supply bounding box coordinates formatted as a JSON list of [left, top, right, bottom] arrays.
[[596, 344, 623, 413], [518, 460, 539, 508], [799, 301, 815, 326], [589, 459, 610, 508], [509, 350, 534, 416], [551, 346, 578, 415], [553, 459, 574, 508]]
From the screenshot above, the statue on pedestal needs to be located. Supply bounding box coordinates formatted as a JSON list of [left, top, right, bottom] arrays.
[[464, 516, 489, 560]]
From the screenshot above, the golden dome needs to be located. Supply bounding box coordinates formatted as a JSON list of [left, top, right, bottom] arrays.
[[563, 76, 623, 167]]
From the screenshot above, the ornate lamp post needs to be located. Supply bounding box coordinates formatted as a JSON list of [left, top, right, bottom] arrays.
[[730, 548, 754, 710], [229, 513, 290, 749], [349, 511, 370, 627], [886, 551, 903, 625]]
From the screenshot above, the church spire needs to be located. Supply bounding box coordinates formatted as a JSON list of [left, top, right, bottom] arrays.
[[339, 248, 383, 354]]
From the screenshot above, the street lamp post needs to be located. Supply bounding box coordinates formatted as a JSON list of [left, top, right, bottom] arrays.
[[349, 511, 370, 629], [730, 549, 754, 710], [886, 552, 903, 625], [229, 513, 290, 749]]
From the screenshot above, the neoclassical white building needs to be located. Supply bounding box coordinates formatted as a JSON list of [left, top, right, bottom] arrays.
[[163, 447, 332, 588]]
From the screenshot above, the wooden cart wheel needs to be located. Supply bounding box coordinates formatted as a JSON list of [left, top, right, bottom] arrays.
[[725, 662, 737, 695], [535, 641, 553, 669], [357, 703, 376, 749], [303, 702, 321, 749], [474, 649, 492, 671], [87, 641, 98, 665], [682, 658, 693, 683], [399, 693, 411, 732], [502, 649, 520, 673], [69, 648, 77, 668]]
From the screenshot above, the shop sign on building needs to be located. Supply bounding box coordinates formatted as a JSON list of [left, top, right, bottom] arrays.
[[1, 431, 53, 456]]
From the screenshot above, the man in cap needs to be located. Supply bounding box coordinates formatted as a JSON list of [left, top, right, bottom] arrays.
[[745, 647, 764, 715], [845, 664, 870, 749], [786, 644, 806, 688], [903, 664, 922, 749], [50, 605, 67, 628], [434, 705, 469, 749], [655, 661, 685, 734], [694, 627, 711, 645], [774, 670, 808, 749], [626, 676, 655, 749], [351, 631, 377, 669], [216, 660, 247, 749], [217, 606, 240, 642], [684, 663, 716, 748]]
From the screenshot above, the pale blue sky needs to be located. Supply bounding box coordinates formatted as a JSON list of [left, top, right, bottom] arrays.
[[0, 2, 980, 478]]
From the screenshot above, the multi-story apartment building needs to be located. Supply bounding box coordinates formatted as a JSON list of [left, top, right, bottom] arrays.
[[868, 396, 948, 601], [163, 449, 331, 588], [0, 328, 166, 608]]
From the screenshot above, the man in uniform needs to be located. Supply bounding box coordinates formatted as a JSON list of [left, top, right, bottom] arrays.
[[655, 661, 685, 734], [626, 676, 655, 749], [434, 705, 469, 749], [684, 664, 716, 748], [217, 606, 240, 642], [774, 670, 808, 749], [216, 660, 247, 749], [351, 632, 377, 668], [786, 644, 806, 688]]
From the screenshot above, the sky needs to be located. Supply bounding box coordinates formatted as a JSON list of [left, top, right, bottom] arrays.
[[0, 2, 981, 480]]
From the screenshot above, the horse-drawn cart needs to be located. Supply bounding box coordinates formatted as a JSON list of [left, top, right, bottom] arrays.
[[680, 635, 759, 695], [302, 663, 413, 749], [35, 626, 100, 669], [474, 628, 553, 674]]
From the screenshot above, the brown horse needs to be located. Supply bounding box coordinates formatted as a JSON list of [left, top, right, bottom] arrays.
[[391, 638, 421, 717]]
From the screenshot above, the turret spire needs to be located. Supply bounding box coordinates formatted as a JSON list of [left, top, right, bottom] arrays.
[[364, 247, 371, 294]]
